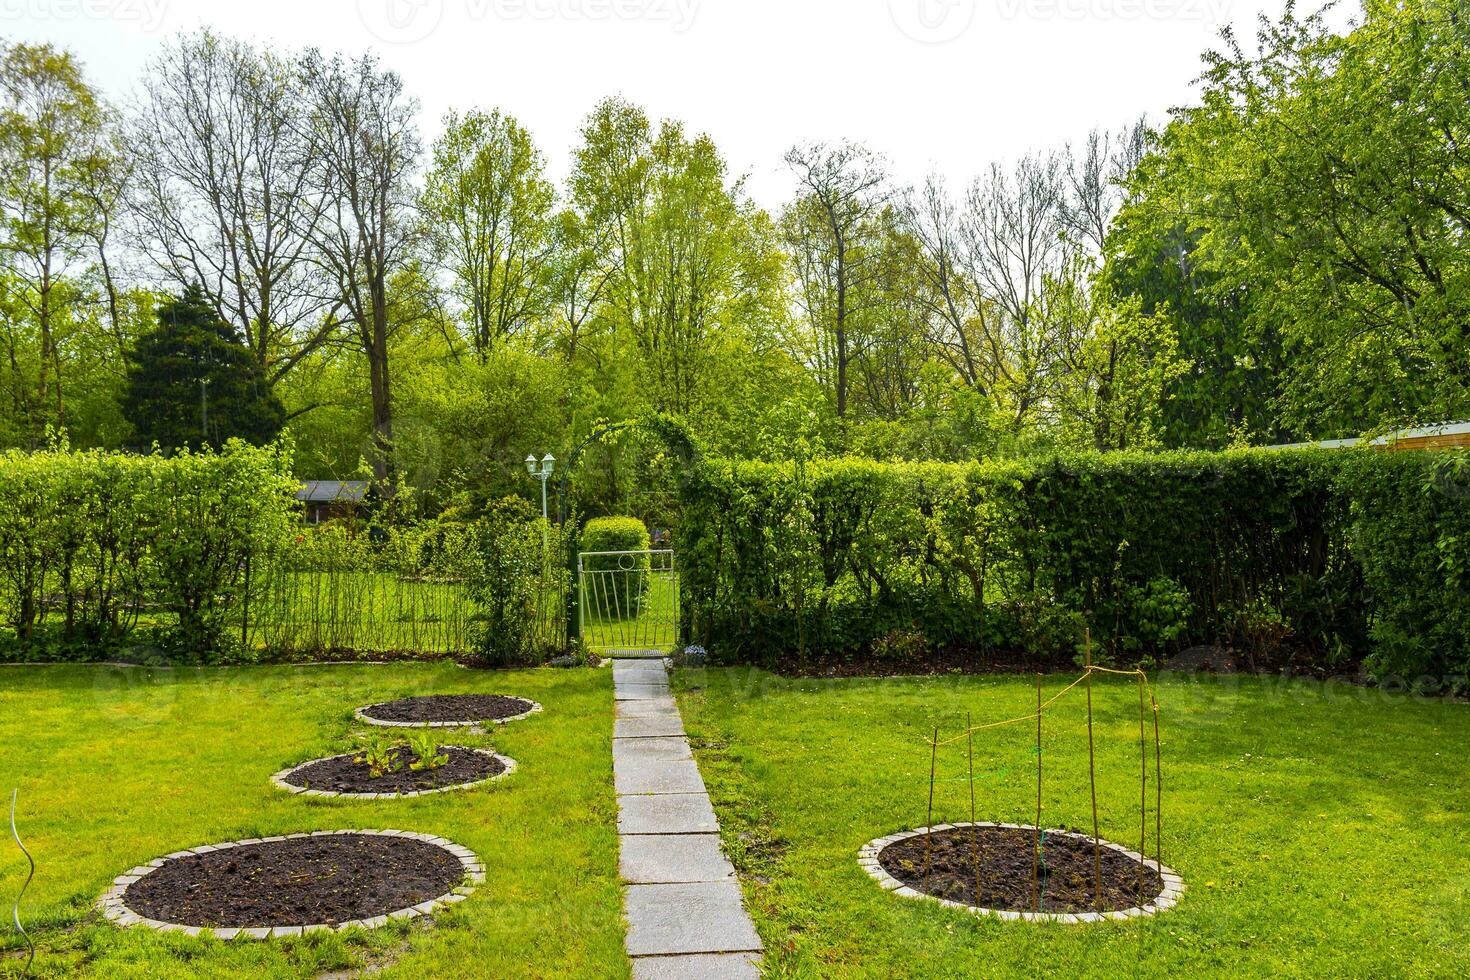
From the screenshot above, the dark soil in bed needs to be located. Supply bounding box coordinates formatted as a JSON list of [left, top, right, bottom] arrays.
[[124, 835, 465, 928], [360, 693, 534, 724], [878, 825, 1163, 914], [282, 746, 504, 794]]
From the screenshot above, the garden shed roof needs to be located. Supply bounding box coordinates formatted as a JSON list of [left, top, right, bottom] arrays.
[[1265, 420, 1470, 451], [296, 480, 371, 503]]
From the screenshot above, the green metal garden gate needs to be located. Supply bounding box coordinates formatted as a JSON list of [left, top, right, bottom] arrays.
[[576, 549, 679, 653]]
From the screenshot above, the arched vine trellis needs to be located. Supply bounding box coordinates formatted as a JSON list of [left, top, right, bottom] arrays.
[[553, 414, 699, 648]]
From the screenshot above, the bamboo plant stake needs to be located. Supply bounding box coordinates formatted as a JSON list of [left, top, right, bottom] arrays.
[[968, 712, 980, 903], [1152, 693, 1163, 872], [1084, 631, 1102, 912], [1031, 672, 1043, 913], [924, 726, 938, 891], [1138, 671, 1149, 899]]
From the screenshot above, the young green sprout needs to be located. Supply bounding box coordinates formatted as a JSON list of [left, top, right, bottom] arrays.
[[353, 734, 403, 778], [406, 730, 449, 771]]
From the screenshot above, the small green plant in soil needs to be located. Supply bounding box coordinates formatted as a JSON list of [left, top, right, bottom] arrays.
[[405, 730, 449, 771], [354, 734, 403, 778]]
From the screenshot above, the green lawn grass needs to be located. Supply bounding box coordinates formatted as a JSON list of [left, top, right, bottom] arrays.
[[672, 667, 1470, 978], [0, 663, 627, 979]]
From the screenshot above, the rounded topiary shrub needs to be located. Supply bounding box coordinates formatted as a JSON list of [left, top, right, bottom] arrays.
[[581, 517, 652, 617]]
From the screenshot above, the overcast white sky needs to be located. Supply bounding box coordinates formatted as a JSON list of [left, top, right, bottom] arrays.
[[2, 0, 1351, 209]]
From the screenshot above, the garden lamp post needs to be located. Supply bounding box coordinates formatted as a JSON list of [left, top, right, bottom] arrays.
[[526, 453, 555, 544]]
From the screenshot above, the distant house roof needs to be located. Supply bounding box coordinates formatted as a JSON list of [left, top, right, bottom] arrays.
[[296, 480, 371, 504], [1265, 420, 1470, 451]]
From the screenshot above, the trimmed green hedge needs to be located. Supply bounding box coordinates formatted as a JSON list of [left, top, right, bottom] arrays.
[[581, 517, 651, 616], [0, 441, 298, 660], [678, 449, 1470, 683]]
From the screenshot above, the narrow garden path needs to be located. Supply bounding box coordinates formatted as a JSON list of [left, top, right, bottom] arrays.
[[611, 655, 762, 979]]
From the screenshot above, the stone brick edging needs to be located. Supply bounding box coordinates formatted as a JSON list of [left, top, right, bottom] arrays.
[[858, 822, 1184, 923], [354, 698, 543, 729], [98, 829, 483, 940], [269, 748, 517, 799]]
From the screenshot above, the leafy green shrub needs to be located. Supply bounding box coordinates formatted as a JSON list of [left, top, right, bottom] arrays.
[[466, 496, 543, 667], [1121, 576, 1194, 661], [580, 516, 651, 617], [871, 626, 927, 661], [0, 447, 156, 652], [1226, 597, 1294, 671]]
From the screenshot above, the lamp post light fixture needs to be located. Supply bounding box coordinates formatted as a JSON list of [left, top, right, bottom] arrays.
[[525, 454, 555, 543]]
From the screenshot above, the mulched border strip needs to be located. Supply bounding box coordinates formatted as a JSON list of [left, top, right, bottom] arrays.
[[353, 697, 543, 729], [269, 748, 517, 799], [858, 822, 1184, 924], [98, 830, 484, 940]]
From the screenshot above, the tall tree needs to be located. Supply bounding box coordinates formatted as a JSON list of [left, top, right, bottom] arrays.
[[299, 49, 420, 482], [122, 283, 285, 450], [422, 108, 555, 359], [1061, 122, 1146, 256], [1106, 164, 1270, 447], [1112, 0, 1470, 439], [571, 97, 784, 417], [902, 173, 992, 398], [546, 207, 612, 362], [131, 31, 329, 388], [781, 141, 889, 419], [962, 153, 1070, 426], [1049, 270, 1188, 450], [0, 41, 110, 442], [850, 209, 931, 421]]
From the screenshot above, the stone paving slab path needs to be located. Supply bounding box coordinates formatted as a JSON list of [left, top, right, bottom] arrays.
[[615, 664, 672, 680], [624, 881, 763, 956], [616, 686, 675, 701], [612, 657, 762, 978], [616, 697, 683, 718], [613, 736, 693, 763], [617, 793, 719, 835], [615, 757, 707, 796], [631, 953, 762, 980], [615, 716, 687, 739], [619, 834, 735, 883]]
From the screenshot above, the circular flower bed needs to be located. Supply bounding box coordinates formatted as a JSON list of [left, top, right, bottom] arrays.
[[271, 746, 515, 799], [355, 694, 541, 728], [859, 822, 1183, 923], [99, 831, 483, 939]]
